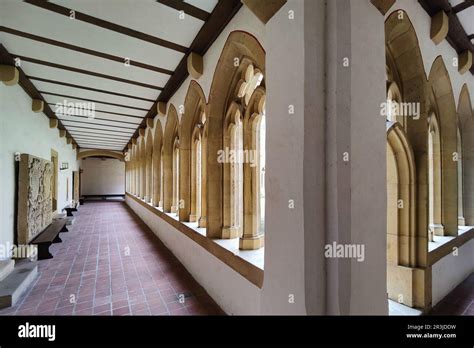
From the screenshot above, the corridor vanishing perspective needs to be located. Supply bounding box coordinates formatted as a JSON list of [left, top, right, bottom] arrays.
[[0, 202, 222, 316], [0, 0, 473, 324]]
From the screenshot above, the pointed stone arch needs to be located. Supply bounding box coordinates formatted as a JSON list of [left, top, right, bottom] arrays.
[[386, 122, 418, 306], [179, 80, 207, 222], [428, 56, 458, 236], [458, 84, 474, 225], [163, 104, 179, 213], [206, 30, 265, 238], [385, 10, 429, 268], [385, 10, 431, 309], [152, 119, 163, 208]]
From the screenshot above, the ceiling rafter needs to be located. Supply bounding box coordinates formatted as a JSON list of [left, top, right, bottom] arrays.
[[57, 114, 141, 126], [41, 91, 150, 111], [64, 125, 134, 135], [124, 0, 243, 150], [70, 133, 130, 140], [452, 0, 474, 13], [418, 0, 474, 75], [80, 147, 124, 150], [13, 54, 163, 90], [0, 26, 174, 75], [60, 119, 138, 130], [46, 104, 145, 119], [156, 0, 211, 21], [73, 135, 128, 142], [76, 142, 127, 147], [28, 76, 156, 102], [24, 0, 188, 53], [75, 140, 127, 146], [68, 131, 131, 140]]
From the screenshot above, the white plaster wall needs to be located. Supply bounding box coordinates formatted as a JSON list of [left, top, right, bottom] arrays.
[[80, 157, 125, 195], [432, 239, 474, 305], [349, 0, 388, 315], [390, 0, 474, 106], [261, 0, 307, 315], [126, 196, 261, 314], [0, 84, 79, 248]]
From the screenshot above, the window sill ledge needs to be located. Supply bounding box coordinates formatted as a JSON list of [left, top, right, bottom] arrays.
[[428, 226, 474, 265], [125, 192, 264, 288]]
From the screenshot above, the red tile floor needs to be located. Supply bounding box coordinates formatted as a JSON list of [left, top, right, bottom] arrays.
[[0, 202, 223, 316], [428, 273, 474, 315]]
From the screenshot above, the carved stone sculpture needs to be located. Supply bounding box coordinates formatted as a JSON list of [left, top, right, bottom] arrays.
[[17, 154, 53, 245]]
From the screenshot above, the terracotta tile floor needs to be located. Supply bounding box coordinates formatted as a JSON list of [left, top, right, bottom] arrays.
[[0, 202, 223, 316], [428, 273, 474, 315]]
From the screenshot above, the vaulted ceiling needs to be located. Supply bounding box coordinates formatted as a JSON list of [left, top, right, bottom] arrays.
[[0, 0, 241, 151]]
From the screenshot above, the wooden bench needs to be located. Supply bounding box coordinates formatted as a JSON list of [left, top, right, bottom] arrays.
[[30, 218, 68, 260], [63, 202, 79, 217]]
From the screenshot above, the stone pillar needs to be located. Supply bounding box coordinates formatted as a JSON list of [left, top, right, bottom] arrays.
[[325, 0, 387, 314]]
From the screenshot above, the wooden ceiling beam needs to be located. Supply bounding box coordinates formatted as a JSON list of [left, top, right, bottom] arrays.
[[124, 0, 242, 150], [64, 124, 134, 135], [14, 54, 162, 90], [452, 0, 474, 13], [41, 91, 150, 111], [418, 0, 474, 75], [68, 131, 131, 140], [73, 138, 128, 144], [57, 114, 141, 126], [24, 0, 188, 53], [60, 119, 138, 130], [0, 26, 173, 75], [156, 0, 210, 21], [28, 76, 156, 102], [46, 104, 145, 119]]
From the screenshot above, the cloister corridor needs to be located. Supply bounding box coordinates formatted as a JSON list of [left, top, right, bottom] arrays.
[[0, 202, 222, 316]]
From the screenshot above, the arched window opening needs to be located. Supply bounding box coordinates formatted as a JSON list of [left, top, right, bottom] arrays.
[[190, 129, 202, 223], [196, 138, 202, 220], [428, 114, 443, 241], [140, 138, 146, 200], [386, 82, 402, 124], [231, 122, 243, 234], [145, 130, 153, 204], [199, 113, 208, 229], [257, 113, 266, 235], [189, 110, 206, 224], [386, 124, 416, 306], [171, 137, 180, 214], [160, 148, 164, 208], [457, 126, 465, 226], [152, 120, 163, 208], [240, 62, 266, 250], [386, 140, 399, 265]]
